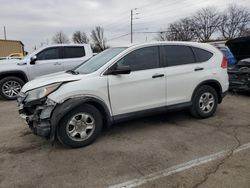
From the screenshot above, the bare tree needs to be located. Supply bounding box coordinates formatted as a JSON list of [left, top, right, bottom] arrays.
[[52, 31, 70, 44], [191, 7, 221, 42], [155, 31, 168, 41], [72, 31, 89, 44], [242, 28, 250, 37], [220, 5, 250, 39], [156, 18, 196, 41], [91, 26, 107, 51]]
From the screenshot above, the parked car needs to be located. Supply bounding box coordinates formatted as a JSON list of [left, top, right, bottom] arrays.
[[7, 53, 24, 59], [0, 44, 93, 100], [0, 53, 24, 61], [228, 58, 250, 91], [215, 46, 236, 65], [17, 42, 229, 148], [226, 36, 250, 91]]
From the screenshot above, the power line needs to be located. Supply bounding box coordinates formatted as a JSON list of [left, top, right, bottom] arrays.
[[107, 33, 130, 41], [141, 0, 207, 20], [137, 0, 165, 9]]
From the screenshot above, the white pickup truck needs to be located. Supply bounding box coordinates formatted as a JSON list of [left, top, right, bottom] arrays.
[[0, 44, 93, 100]]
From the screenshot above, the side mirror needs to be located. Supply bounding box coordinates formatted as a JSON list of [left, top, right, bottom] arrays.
[[30, 55, 37, 65], [108, 65, 131, 75]]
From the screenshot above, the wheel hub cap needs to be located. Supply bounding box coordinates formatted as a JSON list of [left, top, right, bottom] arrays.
[[66, 113, 95, 142]]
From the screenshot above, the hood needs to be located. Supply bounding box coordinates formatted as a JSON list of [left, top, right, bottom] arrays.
[[21, 71, 84, 93], [226, 36, 250, 61], [0, 58, 23, 64]]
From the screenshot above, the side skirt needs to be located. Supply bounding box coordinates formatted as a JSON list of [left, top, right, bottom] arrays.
[[113, 102, 192, 123]]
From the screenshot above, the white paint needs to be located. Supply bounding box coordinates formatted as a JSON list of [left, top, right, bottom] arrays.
[[109, 142, 250, 188]]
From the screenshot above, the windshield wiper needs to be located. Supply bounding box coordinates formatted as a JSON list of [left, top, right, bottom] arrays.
[[66, 70, 79, 75]]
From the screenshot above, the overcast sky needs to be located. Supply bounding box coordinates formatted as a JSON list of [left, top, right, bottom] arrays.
[[0, 0, 249, 52]]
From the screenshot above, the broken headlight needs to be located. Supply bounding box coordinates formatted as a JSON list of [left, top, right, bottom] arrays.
[[25, 83, 62, 102]]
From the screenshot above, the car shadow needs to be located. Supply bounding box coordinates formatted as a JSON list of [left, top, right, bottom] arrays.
[[229, 90, 250, 97]]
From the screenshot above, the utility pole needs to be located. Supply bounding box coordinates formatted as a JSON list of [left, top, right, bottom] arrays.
[[4, 26, 6, 40], [130, 10, 133, 43], [130, 8, 139, 44]]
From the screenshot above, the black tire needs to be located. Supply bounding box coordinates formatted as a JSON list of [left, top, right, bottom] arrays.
[[0, 76, 25, 100], [190, 85, 218, 118], [57, 104, 103, 148]]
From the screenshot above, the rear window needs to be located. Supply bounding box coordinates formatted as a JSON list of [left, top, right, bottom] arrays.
[[63, 47, 85, 59], [192, 47, 213, 62], [163, 45, 196, 66]]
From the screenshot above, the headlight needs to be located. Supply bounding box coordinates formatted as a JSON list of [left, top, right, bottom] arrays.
[[25, 83, 61, 102]]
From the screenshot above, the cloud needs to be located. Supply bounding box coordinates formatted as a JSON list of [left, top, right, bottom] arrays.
[[0, 0, 248, 52]]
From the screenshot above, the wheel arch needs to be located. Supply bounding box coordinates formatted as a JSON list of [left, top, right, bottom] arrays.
[[50, 96, 113, 143], [0, 71, 28, 83], [192, 80, 223, 104]]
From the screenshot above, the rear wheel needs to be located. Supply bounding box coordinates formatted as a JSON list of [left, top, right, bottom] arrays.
[[57, 104, 103, 148], [0, 76, 24, 100], [190, 85, 218, 118]]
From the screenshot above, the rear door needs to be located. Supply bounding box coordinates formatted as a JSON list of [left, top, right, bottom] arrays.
[[162, 45, 212, 106], [108, 46, 166, 116], [28, 47, 64, 79], [61, 46, 87, 71]]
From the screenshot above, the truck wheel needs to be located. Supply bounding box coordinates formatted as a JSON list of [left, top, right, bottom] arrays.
[[0, 76, 24, 100], [57, 104, 103, 148], [190, 85, 218, 118]]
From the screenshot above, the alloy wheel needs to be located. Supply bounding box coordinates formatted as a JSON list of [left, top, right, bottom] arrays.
[[199, 92, 215, 113], [2, 81, 22, 98]]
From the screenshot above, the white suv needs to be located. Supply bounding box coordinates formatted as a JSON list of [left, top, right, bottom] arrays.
[[17, 42, 229, 148]]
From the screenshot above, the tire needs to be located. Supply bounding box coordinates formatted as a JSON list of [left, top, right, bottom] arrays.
[[190, 85, 218, 118], [0, 76, 25, 100], [57, 104, 103, 148]]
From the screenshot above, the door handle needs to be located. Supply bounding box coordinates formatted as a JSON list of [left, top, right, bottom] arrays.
[[54, 62, 61, 65], [194, 67, 204, 71], [152, 74, 164, 78]]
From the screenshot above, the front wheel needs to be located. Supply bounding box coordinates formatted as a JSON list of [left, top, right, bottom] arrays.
[[57, 104, 103, 148], [0, 76, 24, 100], [190, 85, 218, 118]]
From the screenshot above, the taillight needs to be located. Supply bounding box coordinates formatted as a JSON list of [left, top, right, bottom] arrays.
[[221, 56, 228, 69]]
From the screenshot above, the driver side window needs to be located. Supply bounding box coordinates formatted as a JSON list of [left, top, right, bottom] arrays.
[[37, 47, 60, 60], [117, 46, 160, 71]]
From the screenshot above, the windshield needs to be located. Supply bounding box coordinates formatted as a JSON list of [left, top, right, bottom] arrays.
[[75, 47, 127, 74]]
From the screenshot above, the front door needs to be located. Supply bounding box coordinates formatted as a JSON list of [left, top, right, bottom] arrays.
[[28, 47, 64, 80], [108, 46, 166, 116]]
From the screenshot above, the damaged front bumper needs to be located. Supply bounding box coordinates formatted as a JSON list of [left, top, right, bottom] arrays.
[[17, 93, 56, 138], [228, 68, 250, 91]]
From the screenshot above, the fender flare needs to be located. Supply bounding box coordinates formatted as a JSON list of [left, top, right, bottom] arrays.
[[49, 97, 113, 142], [191, 80, 223, 103]]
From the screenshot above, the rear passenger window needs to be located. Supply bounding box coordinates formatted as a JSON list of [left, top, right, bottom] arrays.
[[117, 46, 159, 71], [63, 47, 85, 59], [192, 47, 213, 62], [163, 45, 195, 66]]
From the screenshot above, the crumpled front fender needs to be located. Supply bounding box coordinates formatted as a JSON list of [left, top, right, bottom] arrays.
[[49, 97, 112, 143]]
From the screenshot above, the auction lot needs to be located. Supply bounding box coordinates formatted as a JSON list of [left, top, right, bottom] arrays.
[[0, 93, 249, 188]]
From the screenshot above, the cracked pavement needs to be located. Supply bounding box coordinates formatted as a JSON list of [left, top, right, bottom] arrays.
[[0, 93, 250, 188]]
